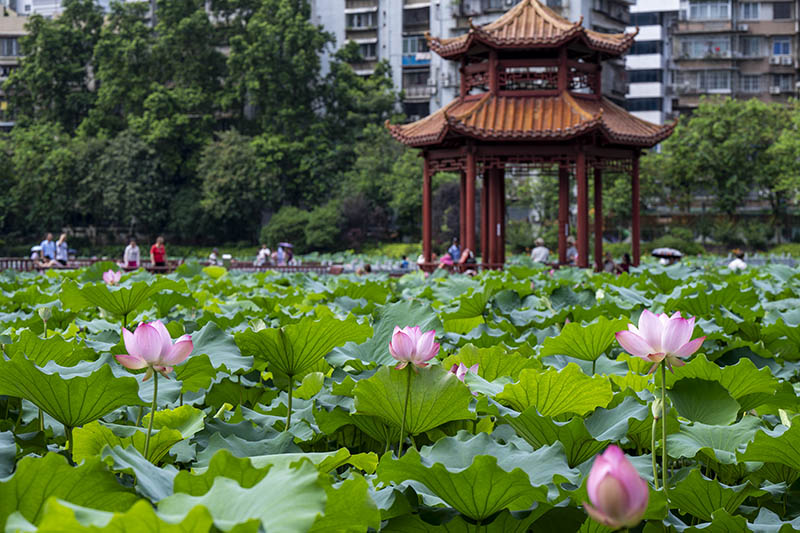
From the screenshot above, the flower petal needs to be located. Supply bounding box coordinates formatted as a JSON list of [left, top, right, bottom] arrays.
[[115, 354, 148, 370], [615, 330, 655, 358], [637, 310, 664, 352], [133, 323, 165, 364], [122, 327, 138, 358], [672, 336, 705, 358], [162, 338, 193, 366], [389, 330, 415, 362], [149, 320, 173, 358], [583, 502, 621, 530], [661, 316, 694, 355]]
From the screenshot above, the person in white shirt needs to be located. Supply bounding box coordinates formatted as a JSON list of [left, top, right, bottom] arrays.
[[530, 238, 550, 263], [254, 244, 271, 266], [123, 239, 140, 268], [728, 250, 747, 271], [209, 248, 223, 266]]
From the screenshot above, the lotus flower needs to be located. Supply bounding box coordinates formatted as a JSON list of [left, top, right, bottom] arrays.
[[615, 310, 705, 373], [103, 269, 122, 286], [389, 326, 439, 370], [115, 320, 193, 380], [583, 445, 649, 530], [449, 362, 478, 382]]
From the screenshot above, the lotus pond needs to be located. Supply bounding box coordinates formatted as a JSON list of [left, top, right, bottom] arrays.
[[2, 261, 800, 532]]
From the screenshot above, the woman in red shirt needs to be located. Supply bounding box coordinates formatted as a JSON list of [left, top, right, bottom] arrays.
[[150, 236, 166, 269]]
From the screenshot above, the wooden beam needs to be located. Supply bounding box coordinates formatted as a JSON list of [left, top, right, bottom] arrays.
[[558, 165, 569, 264], [488, 50, 498, 93], [487, 169, 497, 266], [460, 171, 466, 248], [481, 171, 489, 262], [576, 151, 589, 268], [423, 156, 432, 263], [499, 167, 506, 265], [632, 154, 640, 267], [594, 167, 603, 271]]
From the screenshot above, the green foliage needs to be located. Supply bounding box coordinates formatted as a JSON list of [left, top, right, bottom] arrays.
[[306, 202, 344, 253], [260, 206, 311, 253]]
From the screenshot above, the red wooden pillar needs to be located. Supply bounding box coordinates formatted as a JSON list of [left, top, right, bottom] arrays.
[[632, 155, 640, 266], [558, 165, 569, 264], [465, 151, 476, 255], [480, 171, 489, 264], [576, 151, 589, 268], [423, 156, 432, 263], [594, 167, 603, 271], [459, 171, 466, 248], [499, 167, 506, 265], [491, 168, 503, 266], [487, 170, 497, 267]]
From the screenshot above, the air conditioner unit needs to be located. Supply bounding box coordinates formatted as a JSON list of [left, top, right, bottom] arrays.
[[769, 56, 781, 65], [427, 77, 436, 87], [505, 0, 515, 5], [781, 56, 794, 65], [770, 86, 782, 94], [737, 24, 749, 31]]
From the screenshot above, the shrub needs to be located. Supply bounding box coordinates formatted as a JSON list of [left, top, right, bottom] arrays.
[[744, 220, 772, 251], [769, 243, 800, 256], [643, 235, 705, 256], [507, 220, 534, 253], [305, 202, 343, 253], [260, 206, 310, 253], [709, 218, 744, 249]]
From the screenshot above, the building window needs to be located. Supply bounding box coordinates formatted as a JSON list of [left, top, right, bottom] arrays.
[[741, 36, 762, 57], [681, 37, 730, 58], [704, 70, 731, 90], [630, 41, 661, 54], [630, 12, 661, 26], [626, 98, 663, 112], [403, 35, 429, 55], [346, 12, 376, 29], [689, 0, 730, 20], [403, 6, 430, 26], [740, 75, 761, 92], [359, 42, 377, 59], [773, 2, 791, 19], [403, 69, 429, 88], [740, 2, 759, 19], [773, 73, 793, 91], [0, 38, 19, 57], [773, 37, 791, 56], [628, 69, 663, 83]]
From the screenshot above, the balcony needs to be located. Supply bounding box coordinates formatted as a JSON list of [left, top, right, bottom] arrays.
[[403, 85, 435, 100], [673, 20, 734, 34], [402, 52, 431, 66]]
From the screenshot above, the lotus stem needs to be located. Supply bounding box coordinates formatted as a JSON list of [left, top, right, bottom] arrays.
[[143, 372, 158, 460], [122, 313, 127, 331], [651, 415, 659, 490], [398, 366, 412, 456], [65, 425, 73, 461], [661, 361, 668, 497], [592, 359, 596, 375], [136, 405, 143, 427], [286, 378, 294, 431], [39, 409, 44, 432]]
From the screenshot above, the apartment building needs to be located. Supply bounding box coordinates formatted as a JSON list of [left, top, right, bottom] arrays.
[[0, 6, 25, 130], [625, 0, 680, 125], [671, 0, 799, 113]]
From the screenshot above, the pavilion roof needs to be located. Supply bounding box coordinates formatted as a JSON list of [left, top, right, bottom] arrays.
[[427, 0, 636, 59], [386, 92, 674, 148]]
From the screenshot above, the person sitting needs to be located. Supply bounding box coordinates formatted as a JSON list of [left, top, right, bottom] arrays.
[[530, 238, 549, 263], [616, 253, 632, 274], [254, 244, 271, 267], [400, 255, 409, 270], [565, 236, 578, 265], [459, 248, 478, 275], [603, 252, 616, 273], [447, 238, 461, 262], [40, 233, 56, 264], [728, 250, 747, 271], [209, 248, 223, 266], [44, 233, 69, 268], [438, 252, 454, 270]]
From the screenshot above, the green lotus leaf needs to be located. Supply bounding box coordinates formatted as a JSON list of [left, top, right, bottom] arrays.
[[664, 354, 778, 412], [669, 469, 765, 522], [151, 290, 198, 317], [353, 365, 474, 436], [73, 405, 204, 464], [100, 445, 178, 502], [497, 364, 613, 417], [737, 422, 800, 477], [442, 343, 540, 381], [381, 507, 551, 532], [173, 321, 251, 392], [235, 314, 371, 386], [668, 417, 762, 465], [194, 431, 299, 467], [0, 353, 144, 428], [328, 300, 440, 366], [667, 378, 741, 426], [0, 431, 15, 478], [0, 453, 139, 526], [540, 317, 628, 363], [309, 474, 381, 533], [377, 433, 574, 520], [157, 460, 325, 533], [5, 329, 97, 366], [60, 277, 180, 319]]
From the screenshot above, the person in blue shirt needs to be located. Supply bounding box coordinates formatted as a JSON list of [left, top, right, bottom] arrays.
[[400, 255, 409, 270], [447, 238, 461, 262], [40, 233, 56, 262]]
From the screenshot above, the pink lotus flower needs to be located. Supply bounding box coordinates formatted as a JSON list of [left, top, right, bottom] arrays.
[[115, 320, 193, 380], [615, 310, 705, 373], [103, 269, 122, 286], [449, 362, 478, 382], [584, 445, 649, 530], [389, 326, 439, 370]]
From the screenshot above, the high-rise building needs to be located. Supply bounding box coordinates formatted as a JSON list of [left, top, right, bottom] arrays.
[[313, 0, 635, 120], [625, 0, 680, 125], [0, 6, 26, 130], [670, 0, 799, 114]]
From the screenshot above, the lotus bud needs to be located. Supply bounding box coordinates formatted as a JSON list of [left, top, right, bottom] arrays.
[[37, 307, 52, 322], [651, 398, 663, 420], [584, 445, 649, 529]]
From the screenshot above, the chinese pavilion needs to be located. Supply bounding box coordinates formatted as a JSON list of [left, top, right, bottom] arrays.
[[387, 0, 674, 269]]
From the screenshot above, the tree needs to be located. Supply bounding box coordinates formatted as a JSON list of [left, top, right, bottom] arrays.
[[3, 0, 103, 133]]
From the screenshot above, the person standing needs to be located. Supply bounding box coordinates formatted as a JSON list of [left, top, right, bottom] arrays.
[[254, 244, 271, 266], [150, 236, 166, 269], [123, 238, 140, 269], [447, 238, 461, 262], [53, 233, 69, 267], [40, 233, 56, 263], [728, 250, 747, 271], [530, 238, 550, 263], [566, 236, 578, 265], [275, 246, 286, 266]]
